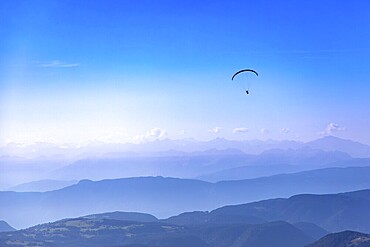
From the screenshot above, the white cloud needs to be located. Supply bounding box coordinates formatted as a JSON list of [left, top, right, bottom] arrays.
[[146, 128, 168, 139], [208, 127, 222, 133], [232, 127, 248, 133], [178, 130, 185, 135], [38, 60, 80, 68], [318, 123, 346, 136], [260, 128, 269, 134], [280, 128, 290, 134], [131, 128, 168, 143], [327, 123, 346, 133]]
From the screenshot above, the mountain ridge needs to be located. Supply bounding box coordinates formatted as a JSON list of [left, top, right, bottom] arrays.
[[0, 218, 314, 247], [0, 220, 15, 232], [2, 166, 370, 229], [2, 135, 370, 159], [306, 230, 370, 247]]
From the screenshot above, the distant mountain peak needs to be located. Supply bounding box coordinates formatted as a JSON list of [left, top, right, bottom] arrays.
[[0, 220, 16, 232], [313, 135, 357, 143], [306, 136, 370, 158]]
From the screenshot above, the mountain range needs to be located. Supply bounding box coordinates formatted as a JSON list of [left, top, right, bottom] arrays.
[[50, 146, 357, 182], [7, 179, 78, 192], [1, 135, 370, 246], [2, 187, 370, 247], [0, 218, 317, 247], [2, 136, 370, 189], [2, 135, 370, 159], [1, 188, 369, 246], [209, 189, 370, 233], [2, 167, 370, 229]]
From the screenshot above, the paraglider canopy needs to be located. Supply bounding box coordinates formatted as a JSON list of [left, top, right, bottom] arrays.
[[231, 69, 258, 80], [231, 69, 258, 94]]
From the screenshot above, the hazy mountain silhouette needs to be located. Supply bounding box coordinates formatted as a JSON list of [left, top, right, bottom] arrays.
[[212, 190, 370, 232], [7, 179, 78, 192], [2, 167, 370, 229], [164, 189, 370, 233], [49, 149, 254, 181], [198, 150, 364, 182], [2, 136, 369, 188], [0, 220, 15, 232], [50, 147, 354, 182], [0, 156, 69, 189], [2, 149, 367, 191], [2, 137, 303, 158], [305, 136, 370, 158], [306, 230, 370, 247], [3, 136, 369, 159]]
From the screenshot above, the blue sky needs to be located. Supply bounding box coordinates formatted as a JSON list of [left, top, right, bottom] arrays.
[[1, 0, 370, 145]]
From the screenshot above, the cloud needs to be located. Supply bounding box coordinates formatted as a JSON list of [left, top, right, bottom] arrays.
[[146, 128, 168, 139], [208, 127, 222, 133], [38, 60, 80, 68], [327, 123, 346, 133], [260, 128, 269, 134], [178, 130, 185, 135], [132, 128, 168, 142], [280, 128, 290, 134], [318, 123, 346, 136], [232, 127, 248, 133]]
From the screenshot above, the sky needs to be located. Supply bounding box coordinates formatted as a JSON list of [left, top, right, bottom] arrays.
[[1, 0, 370, 146]]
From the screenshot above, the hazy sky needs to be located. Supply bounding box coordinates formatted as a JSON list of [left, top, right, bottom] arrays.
[[1, 0, 370, 145]]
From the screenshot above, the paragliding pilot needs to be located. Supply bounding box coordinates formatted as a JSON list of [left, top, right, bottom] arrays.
[[231, 69, 258, 95]]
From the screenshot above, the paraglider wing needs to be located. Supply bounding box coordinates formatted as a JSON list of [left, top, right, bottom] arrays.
[[231, 69, 259, 94], [231, 69, 258, 80]]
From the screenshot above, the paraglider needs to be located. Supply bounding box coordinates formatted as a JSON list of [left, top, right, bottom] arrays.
[[231, 69, 258, 94]]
